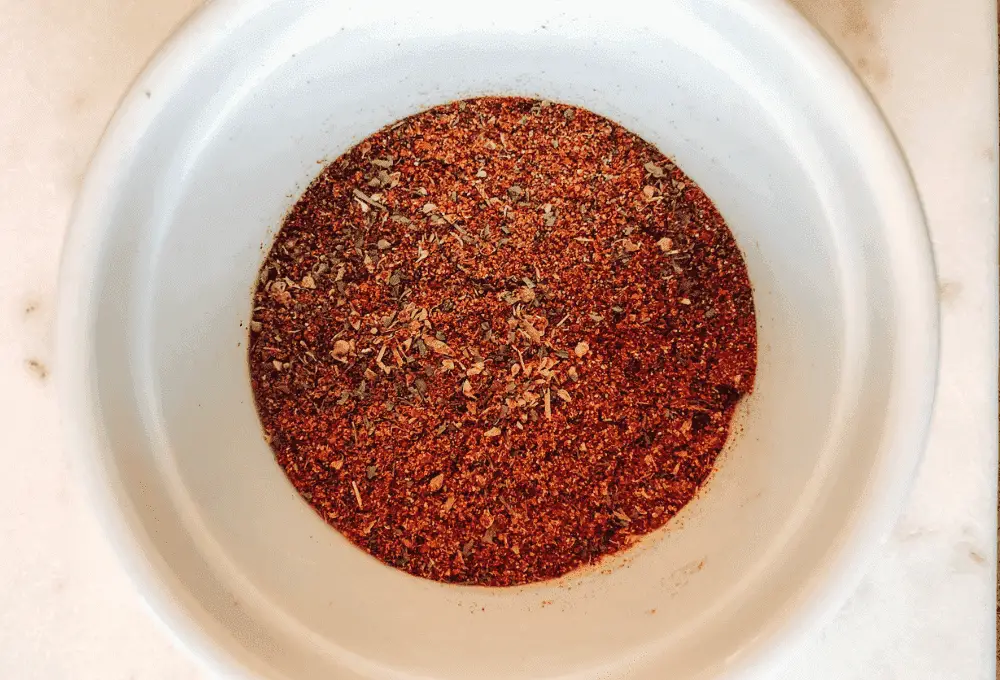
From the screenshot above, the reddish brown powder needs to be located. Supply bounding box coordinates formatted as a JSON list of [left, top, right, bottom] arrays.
[[248, 97, 756, 587]]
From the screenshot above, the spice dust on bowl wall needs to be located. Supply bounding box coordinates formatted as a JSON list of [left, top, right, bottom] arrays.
[[57, 1, 938, 680]]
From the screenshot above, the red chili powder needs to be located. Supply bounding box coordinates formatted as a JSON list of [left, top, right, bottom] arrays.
[[248, 96, 757, 586]]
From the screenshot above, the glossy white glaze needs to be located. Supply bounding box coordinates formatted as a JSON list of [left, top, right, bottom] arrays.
[[0, 0, 994, 678]]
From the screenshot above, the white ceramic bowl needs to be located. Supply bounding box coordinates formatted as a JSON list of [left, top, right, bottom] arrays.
[[57, 0, 938, 678]]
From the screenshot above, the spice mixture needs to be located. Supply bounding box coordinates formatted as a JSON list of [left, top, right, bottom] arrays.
[[248, 97, 757, 587]]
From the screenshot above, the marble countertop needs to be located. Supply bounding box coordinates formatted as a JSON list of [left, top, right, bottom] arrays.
[[0, 1, 995, 678]]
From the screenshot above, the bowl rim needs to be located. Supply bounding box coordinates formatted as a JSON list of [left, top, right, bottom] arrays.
[[56, 0, 939, 678]]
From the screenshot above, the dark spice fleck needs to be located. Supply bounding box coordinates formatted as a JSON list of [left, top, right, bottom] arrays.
[[248, 96, 757, 587]]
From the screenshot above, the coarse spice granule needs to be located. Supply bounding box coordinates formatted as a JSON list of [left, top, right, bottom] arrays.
[[248, 96, 757, 587]]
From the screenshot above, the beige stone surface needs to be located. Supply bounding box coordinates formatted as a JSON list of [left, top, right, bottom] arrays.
[[0, 0, 994, 678], [0, 3, 205, 677]]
